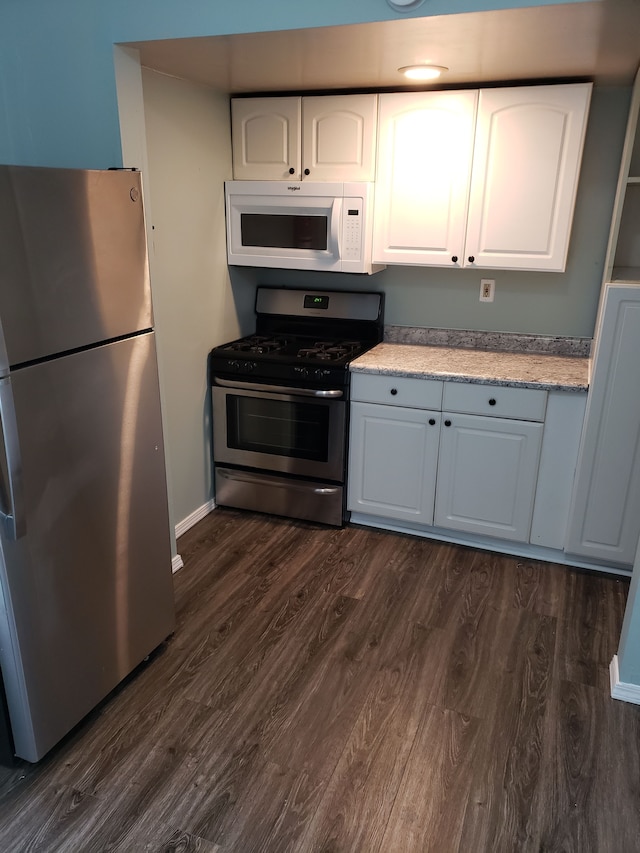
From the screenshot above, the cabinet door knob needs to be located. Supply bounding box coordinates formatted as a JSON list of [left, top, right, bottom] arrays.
[[289, 167, 295, 175], [444, 419, 452, 427], [304, 168, 310, 176], [390, 388, 398, 396], [489, 398, 496, 406], [451, 256, 458, 264], [468, 256, 475, 263], [429, 418, 436, 426]]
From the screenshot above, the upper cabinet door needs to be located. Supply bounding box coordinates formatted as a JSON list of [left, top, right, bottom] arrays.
[[301, 94, 378, 182], [464, 83, 592, 272], [231, 97, 301, 180], [373, 90, 478, 266]]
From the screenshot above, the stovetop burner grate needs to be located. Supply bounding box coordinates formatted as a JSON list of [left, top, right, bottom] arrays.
[[223, 335, 285, 354]]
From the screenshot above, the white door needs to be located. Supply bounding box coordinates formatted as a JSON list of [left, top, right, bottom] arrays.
[[464, 83, 592, 271], [348, 402, 440, 523], [302, 94, 377, 182], [373, 90, 478, 266], [565, 283, 640, 565], [231, 97, 301, 180], [434, 413, 543, 542]]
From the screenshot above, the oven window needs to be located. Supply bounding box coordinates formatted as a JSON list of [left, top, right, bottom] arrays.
[[241, 213, 328, 251], [227, 395, 330, 461]]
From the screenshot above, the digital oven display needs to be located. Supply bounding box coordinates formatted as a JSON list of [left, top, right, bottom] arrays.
[[304, 295, 329, 310]]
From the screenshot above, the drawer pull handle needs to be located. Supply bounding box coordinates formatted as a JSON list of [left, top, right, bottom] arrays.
[[468, 255, 475, 263], [451, 255, 458, 264], [428, 418, 436, 426], [289, 167, 295, 175], [489, 398, 496, 406], [390, 388, 398, 396], [444, 419, 452, 427]]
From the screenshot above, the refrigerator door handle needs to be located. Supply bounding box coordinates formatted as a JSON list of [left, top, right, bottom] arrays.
[[0, 314, 9, 377], [0, 377, 25, 540]]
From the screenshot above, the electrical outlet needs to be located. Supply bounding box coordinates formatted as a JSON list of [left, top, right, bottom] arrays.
[[480, 279, 495, 302]]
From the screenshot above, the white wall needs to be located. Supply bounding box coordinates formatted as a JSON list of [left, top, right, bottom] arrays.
[[141, 68, 255, 529]]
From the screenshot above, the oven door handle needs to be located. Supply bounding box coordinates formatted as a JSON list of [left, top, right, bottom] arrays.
[[217, 468, 340, 495], [213, 376, 344, 398]]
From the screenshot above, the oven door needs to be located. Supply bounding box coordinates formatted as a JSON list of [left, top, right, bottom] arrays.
[[212, 380, 346, 482]]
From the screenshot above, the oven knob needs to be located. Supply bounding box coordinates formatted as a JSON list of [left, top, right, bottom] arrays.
[[294, 366, 309, 378], [315, 368, 331, 378], [244, 361, 257, 372], [229, 360, 240, 371]]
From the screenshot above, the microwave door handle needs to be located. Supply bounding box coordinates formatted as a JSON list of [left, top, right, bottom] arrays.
[[330, 197, 342, 258]]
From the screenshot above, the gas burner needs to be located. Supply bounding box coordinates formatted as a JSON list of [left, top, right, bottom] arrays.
[[228, 335, 285, 354], [295, 340, 364, 361]]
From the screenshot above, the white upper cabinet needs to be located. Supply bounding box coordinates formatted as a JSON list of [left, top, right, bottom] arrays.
[[231, 94, 378, 181], [373, 83, 591, 271], [301, 95, 377, 182], [465, 83, 592, 272], [372, 90, 478, 266], [231, 97, 301, 181]]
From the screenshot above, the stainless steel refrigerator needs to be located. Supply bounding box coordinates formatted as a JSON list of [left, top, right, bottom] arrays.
[[0, 165, 175, 763]]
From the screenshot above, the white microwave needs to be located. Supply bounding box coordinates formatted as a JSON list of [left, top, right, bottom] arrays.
[[225, 180, 384, 274]]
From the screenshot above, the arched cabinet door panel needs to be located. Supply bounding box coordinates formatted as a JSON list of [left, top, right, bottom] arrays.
[[231, 97, 301, 181], [465, 83, 592, 272], [373, 90, 478, 266], [302, 95, 377, 182]]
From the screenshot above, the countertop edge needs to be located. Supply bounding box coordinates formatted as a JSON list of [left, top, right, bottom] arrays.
[[349, 364, 588, 393]]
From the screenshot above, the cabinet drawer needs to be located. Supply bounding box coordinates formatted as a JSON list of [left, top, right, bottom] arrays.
[[351, 373, 443, 408], [442, 382, 547, 421]]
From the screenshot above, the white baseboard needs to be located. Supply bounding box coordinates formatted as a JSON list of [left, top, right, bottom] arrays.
[[171, 499, 216, 574], [610, 655, 640, 705], [175, 499, 216, 539]]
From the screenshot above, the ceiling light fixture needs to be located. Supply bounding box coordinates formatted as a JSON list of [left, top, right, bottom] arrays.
[[387, 0, 427, 10], [398, 64, 448, 81]]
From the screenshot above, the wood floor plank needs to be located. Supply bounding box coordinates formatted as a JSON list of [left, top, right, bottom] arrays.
[[292, 620, 443, 853], [555, 570, 629, 691], [380, 703, 482, 853], [458, 610, 557, 851], [527, 678, 640, 853]]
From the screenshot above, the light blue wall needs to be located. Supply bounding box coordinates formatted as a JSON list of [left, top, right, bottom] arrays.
[[0, 0, 595, 169]]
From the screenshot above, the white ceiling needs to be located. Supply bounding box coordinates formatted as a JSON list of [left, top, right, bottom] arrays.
[[127, 1, 640, 95]]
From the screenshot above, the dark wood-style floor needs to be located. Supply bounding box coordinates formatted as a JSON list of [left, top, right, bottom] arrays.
[[1, 509, 639, 852]]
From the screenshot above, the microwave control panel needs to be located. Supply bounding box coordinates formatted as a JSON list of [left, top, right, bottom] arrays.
[[343, 198, 364, 261]]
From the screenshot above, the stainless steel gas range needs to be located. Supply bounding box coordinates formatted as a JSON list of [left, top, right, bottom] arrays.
[[209, 287, 384, 526]]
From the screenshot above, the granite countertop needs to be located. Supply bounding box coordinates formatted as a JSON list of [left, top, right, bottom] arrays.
[[350, 342, 590, 392]]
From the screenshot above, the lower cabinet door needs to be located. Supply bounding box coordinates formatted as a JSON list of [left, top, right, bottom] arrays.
[[348, 402, 440, 523], [434, 413, 543, 542]]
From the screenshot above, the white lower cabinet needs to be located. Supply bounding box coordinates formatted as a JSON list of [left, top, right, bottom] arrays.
[[348, 402, 440, 523], [565, 284, 640, 566], [434, 413, 543, 542], [348, 375, 547, 544]]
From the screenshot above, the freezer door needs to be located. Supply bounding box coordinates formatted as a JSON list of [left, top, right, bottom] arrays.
[[0, 166, 152, 367], [0, 332, 175, 762]]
